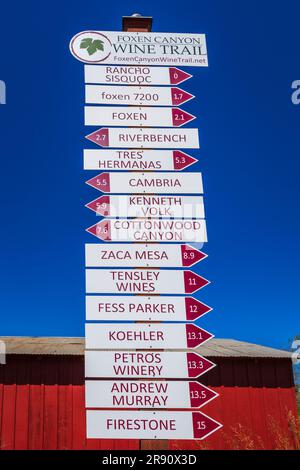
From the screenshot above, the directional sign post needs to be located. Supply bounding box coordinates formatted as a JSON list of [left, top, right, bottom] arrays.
[[86, 127, 200, 149], [85, 85, 194, 106], [85, 244, 207, 268], [85, 351, 216, 379], [85, 380, 218, 409], [87, 410, 221, 440], [85, 195, 205, 218], [85, 106, 195, 127], [85, 269, 210, 294], [85, 296, 212, 322], [85, 65, 193, 86], [85, 323, 214, 350], [86, 219, 207, 243], [86, 172, 203, 194], [70, 21, 220, 443], [83, 149, 197, 171]]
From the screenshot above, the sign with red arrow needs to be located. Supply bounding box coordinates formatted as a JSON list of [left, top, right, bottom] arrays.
[[85, 323, 213, 350], [87, 410, 221, 440], [85, 85, 194, 106], [86, 218, 207, 243], [85, 269, 210, 294], [86, 127, 200, 148], [83, 149, 197, 171], [85, 351, 215, 379], [85, 195, 205, 218], [86, 172, 203, 194], [85, 380, 218, 409], [86, 295, 212, 322], [85, 243, 207, 268], [85, 106, 196, 127], [85, 65, 193, 86]]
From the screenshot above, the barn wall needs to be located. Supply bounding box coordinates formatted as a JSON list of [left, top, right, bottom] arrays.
[[170, 357, 299, 450], [0, 355, 298, 450]]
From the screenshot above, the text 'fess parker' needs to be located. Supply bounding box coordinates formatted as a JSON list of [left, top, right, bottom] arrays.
[[86, 296, 212, 322], [85, 351, 216, 379], [86, 195, 205, 218], [85, 269, 210, 294], [86, 219, 207, 242]]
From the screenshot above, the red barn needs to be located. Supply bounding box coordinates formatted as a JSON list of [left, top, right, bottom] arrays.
[[0, 337, 298, 450]]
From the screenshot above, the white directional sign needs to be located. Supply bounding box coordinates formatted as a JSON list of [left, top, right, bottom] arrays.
[[85, 65, 193, 86], [86, 296, 212, 322], [85, 350, 216, 379], [85, 323, 213, 350], [87, 410, 221, 440], [70, 31, 208, 67], [85, 85, 194, 106], [85, 269, 210, 294], [86, 195, 205, 218], [86, 218, 207, 243], [86, 172, 203, 194], [83, 149, 197, 171], [85, 380, 218, 409], [85, 243, 207, 268], [85, 106, 195, 127], [86, 127, 200, 149]]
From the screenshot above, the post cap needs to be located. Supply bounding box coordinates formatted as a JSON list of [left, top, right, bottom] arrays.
[[122, 14, 153, 32]]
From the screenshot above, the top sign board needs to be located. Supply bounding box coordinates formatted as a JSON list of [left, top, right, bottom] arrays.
[[70, 31, 208, 66]]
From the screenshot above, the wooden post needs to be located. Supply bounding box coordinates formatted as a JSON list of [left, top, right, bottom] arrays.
[[122, 13, 168, 452]]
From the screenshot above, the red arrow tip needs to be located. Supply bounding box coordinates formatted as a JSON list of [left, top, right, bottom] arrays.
[[185, 298, 212, 321], [171, 87, 195, 105], [187, 352, 216, 378], [189, 382, 218, 408], [86, 128, 109, 147], [173, 151, 197, 170], [85, 196, 111, 216], [181, 245, 207, 267], [86, 220, 111, 241], [172, 108, 196, 127], [184, 271, 210, 294], [192, 412, 222, 439], [186, 324, 214, 348], [169, 67, 192, 85], [86, 173, 110, 192]]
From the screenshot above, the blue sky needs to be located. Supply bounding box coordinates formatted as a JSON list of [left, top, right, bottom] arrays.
[[0, 0, 299, 350]]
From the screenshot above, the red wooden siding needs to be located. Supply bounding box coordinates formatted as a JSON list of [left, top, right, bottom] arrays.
[[169, 358, 299, 450], [0, 355, 298, 450]]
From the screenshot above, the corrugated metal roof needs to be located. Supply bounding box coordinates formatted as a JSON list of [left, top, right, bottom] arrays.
[[0, 336, 292, 358]]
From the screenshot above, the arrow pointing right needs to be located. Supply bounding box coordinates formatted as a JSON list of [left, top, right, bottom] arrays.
[[171, 87, 195, 105], [184, 271, 210, 293], [189, 382, 219, 408], [173, 151, 197, 170], [192, 411, 223, 439], [169, 67, 193, 85]]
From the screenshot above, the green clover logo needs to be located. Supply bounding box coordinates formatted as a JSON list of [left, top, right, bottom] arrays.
[[80, 38, 104, 56]]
